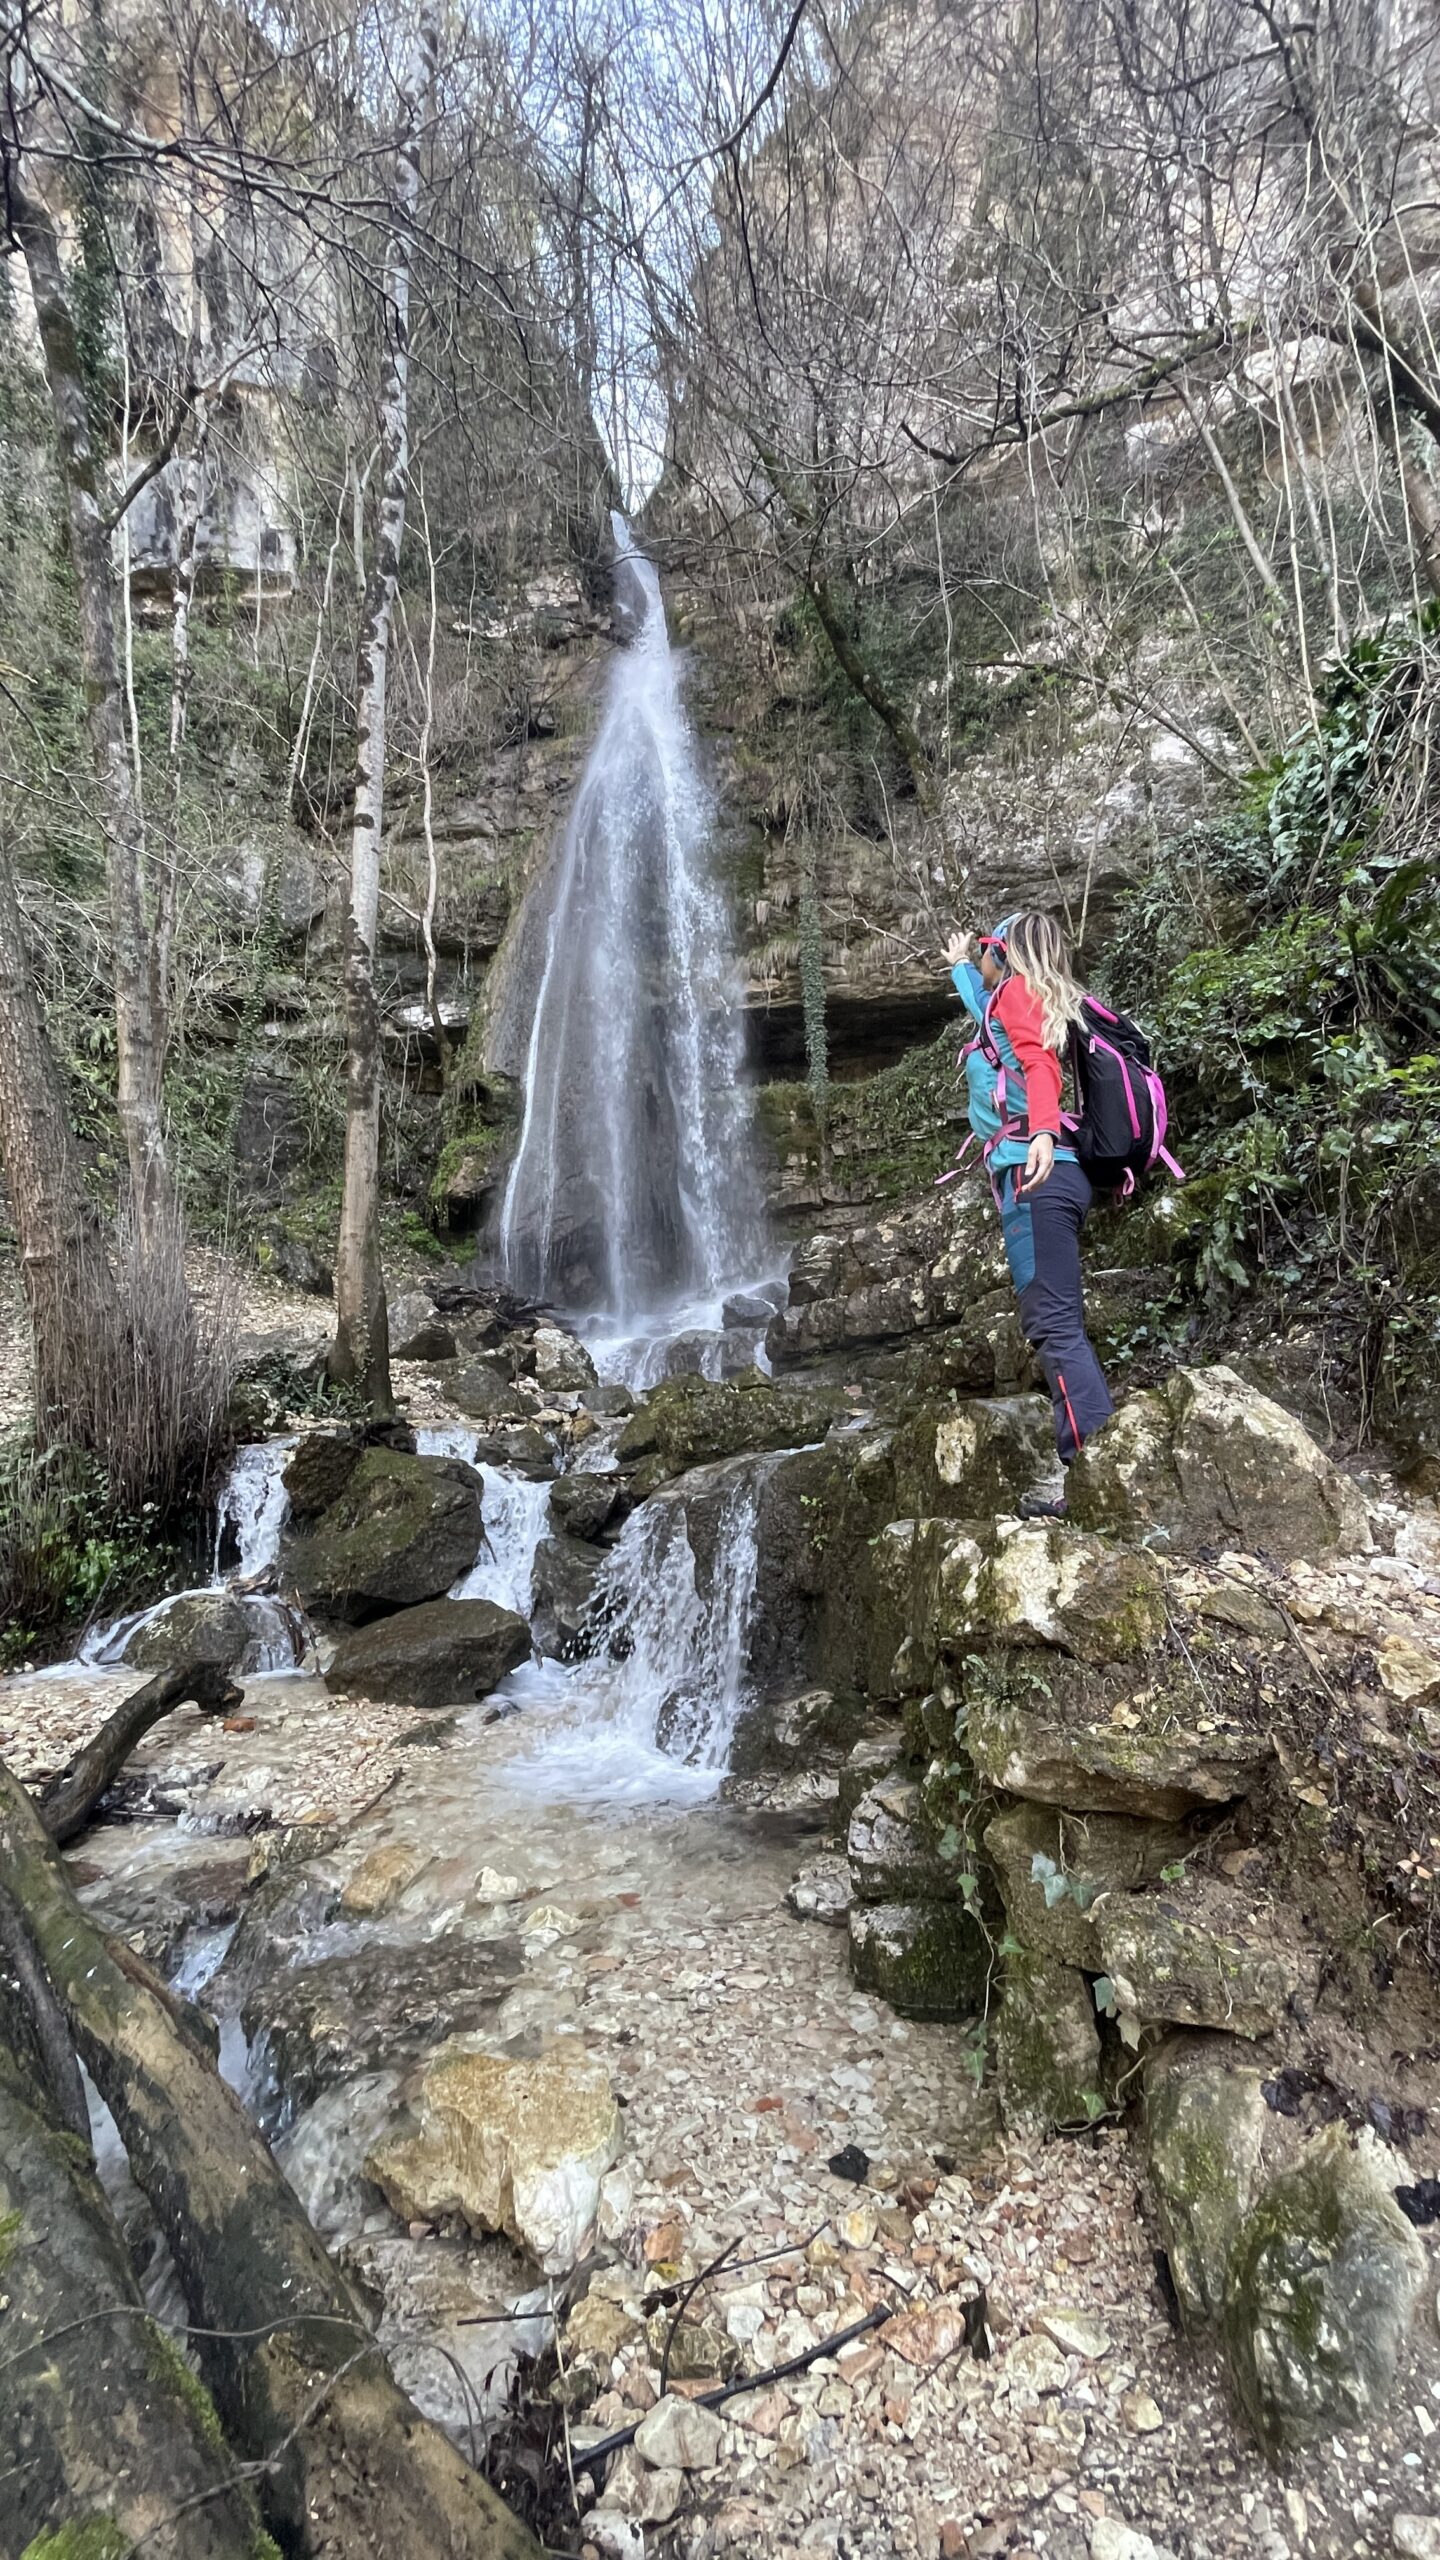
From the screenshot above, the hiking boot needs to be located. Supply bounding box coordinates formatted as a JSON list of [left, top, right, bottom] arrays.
[[1017, 1490, 1069, 1520]]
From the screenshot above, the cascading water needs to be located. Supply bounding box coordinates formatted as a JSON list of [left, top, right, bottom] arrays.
[[74, 1439, 300, 1674], [416, 1425, 553, 1619], [498, 512, 762, 1320], [493, 1464, 769, 1805]]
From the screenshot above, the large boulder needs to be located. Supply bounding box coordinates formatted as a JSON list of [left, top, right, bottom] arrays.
[[984, 1804, 1195, 1970], [121, 1588, 267, 1674], [366, 2047, 623, 2273], [281, 1447, 483, 1621], [1223, 2126, 1424, 2452], [899, 1395, 1054, 1518], [531, 1326, 599, 1393], [450, 1361, 533, 1424], [1143, 2036, 1270, 2325], [971, 1519, 1167, 1665], [549, 1472, 626, 1542], [765, 1184, 1008, 1367], [848, 1779, 967, 1903], [242, 1934, 523, 2117], [530, 1535, 604, 1659], [1069, 1366, 1370, 1560], [964, 1650, 1274, 1819], [994, 1952, 1104, 2134], [388, 1291, 458, 1364], [282, 1429, 363, 1521], [323, 1597, 530, 1706]]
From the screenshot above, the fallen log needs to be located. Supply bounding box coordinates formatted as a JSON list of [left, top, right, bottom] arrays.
[[0, 2038, 268, 2560], [0, 1756, 543, 2560], [39, 1660, 244, 1846]]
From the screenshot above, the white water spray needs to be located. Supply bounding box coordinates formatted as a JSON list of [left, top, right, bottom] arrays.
[[499, 513, 761, 1318], [491, 1463, 767, 1805]]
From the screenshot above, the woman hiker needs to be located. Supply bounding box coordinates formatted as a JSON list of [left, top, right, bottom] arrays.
[[944, 908, 1114, 1516]]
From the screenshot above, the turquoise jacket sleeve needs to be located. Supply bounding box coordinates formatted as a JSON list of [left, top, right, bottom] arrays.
[[951, 962, 989, 1028]]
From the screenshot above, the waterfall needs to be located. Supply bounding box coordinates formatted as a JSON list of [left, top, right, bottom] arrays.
[[494, 1462, 767, 1806], [74, 1441, 299, 1673], [214, 1439, 294, 1578], [498, 512, 761, 1318], [416, 1425, 552, 1619]]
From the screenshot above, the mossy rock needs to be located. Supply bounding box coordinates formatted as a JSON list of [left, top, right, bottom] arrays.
[[1096, 1881, 1305, 2039], [1223, 2126, 1424, 2452], [1143, 2034, 1268, 2326], [1069, 1364, 1371, 1561], [971, 1519, 1167, 1666], [984, 1803, 1195, 1969], [993, 1951, 1104, 2135], [837, 1731, 907, 1825], [281, 1428, 363, 1521], [281, 1447, 483, 1623], [847, 1897, 989, 2019], [615, 1372, 840, 1495], [848, 1779, 970, 1905], [324, 1597, 530, 1707], [891, 1395, 1053, 1520], [963, 1651, 1274, 1820]]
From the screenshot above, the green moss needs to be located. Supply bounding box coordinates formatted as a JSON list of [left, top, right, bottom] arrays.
[[21, 2525, 135, 2560], [143, 2323, 230, 2459], [0, 2204, 22, 2269], [994, 1951, 1104, 2134]]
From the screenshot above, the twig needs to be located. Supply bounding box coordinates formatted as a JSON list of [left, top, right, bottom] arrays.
[[572, 2303, 893, 2472]]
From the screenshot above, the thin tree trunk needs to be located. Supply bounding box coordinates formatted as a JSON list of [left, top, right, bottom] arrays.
[[0, 2039, 268, 2560], [0, 834, 123, 1435], [8, 175, 177, 1259], [0, 1759, 543, 2560], [331, 10, 438, 1410]]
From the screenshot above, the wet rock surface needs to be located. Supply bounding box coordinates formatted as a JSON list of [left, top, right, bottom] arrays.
[[324, 1597, 531, 1708], [242, 1931, 525, 2118], [282, 1445, 485, 1620], [368, 2047, 622, 2272]]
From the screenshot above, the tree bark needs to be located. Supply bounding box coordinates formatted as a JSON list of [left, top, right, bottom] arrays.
[[0, 832, 125, 1439], [38, 1660, 244, 1848], [0, 1757, 543, 2560], [0, 2040, 267, 2560], [7, 174, 178, 1261], [331, 11, 437, 1412]]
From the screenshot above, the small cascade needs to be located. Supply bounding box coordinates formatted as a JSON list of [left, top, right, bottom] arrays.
[[416, 1424, 554, 1618], [74, 1440, 299, 1672], [494, 1460, 768, 1805], [215, 1438, 295, 1577]]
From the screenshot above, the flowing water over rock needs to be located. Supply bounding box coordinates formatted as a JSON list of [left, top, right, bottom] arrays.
[[499, 513, 761, 1318]]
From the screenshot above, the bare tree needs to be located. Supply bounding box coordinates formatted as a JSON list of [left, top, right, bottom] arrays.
[[330, 4, 439, 1408]]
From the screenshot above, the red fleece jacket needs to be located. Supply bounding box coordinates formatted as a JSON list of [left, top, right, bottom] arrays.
[[993, 976, 1063, 1138]]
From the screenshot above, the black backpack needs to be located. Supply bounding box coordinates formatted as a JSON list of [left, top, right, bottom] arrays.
[[1066, 1000, 1183, 1194]]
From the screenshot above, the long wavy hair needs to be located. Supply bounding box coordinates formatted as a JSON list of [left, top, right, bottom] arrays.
[[1005, 910, 1089, 1051]]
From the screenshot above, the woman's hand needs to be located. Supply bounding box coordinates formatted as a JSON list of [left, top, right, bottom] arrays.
[[943, 930, 973, 970], [1020, 1132, 1056, 1192]]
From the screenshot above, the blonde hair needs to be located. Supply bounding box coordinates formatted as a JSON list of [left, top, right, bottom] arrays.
[[1006, 910, 1088, 1051]]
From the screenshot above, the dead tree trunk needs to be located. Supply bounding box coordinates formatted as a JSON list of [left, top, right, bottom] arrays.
[[0, 831, 124, 1439], [331, 10, 438, 1412], [0, 1757, 543, 2560], [6, 175, 178, 1262], [0, 2039, 267, 2560], [39, 1660, 243, 1847]]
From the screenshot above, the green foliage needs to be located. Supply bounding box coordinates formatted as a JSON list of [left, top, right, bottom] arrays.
[[0, 1441, 172, 1665], [1107, 610, 1440, 1430]]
